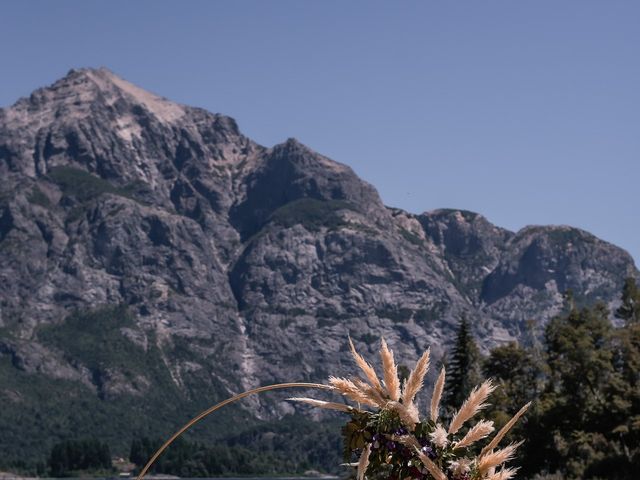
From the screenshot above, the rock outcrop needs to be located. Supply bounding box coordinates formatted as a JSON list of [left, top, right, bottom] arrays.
[[0, 68, 636, 456]]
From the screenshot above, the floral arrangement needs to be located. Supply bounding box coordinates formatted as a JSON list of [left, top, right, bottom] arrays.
[[289, 338, 530, 480]]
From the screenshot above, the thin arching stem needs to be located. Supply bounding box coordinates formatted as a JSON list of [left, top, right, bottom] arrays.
[[136, 382, 333, 480]]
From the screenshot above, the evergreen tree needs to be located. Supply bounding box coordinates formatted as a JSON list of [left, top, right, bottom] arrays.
[[616, 277, 640, 324], [609, 318, 640, 472], [443, 316, 483, 412], [484, 342, 544, 477], [535, 303, 631, 478], [484, 342, 542, 417]]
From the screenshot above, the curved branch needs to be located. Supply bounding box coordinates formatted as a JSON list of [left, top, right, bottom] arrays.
[[136, 382, 332, 480]]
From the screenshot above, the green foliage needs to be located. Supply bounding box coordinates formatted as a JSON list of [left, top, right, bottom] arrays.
[[129, 415, 344, 476], [616, 277, 640, 324], [443, 316, 483, 412], [484, 341, 543, 419], [434, 285, 640, 479], [49, 439, 112, 477], [38, 305, 144, 374], [268, 198, 356, 231], [48, 166, 135, 202], [27, 186, 52, 207], [0, 305, 240, 471], [515, 301, 640, 479]]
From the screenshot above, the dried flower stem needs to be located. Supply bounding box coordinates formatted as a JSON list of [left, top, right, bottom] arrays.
[[415, 447, 448, 480], [357, 443, 371, 480], [430, 366, 446, 422], [480, 402, 531, 458], [287, 397, 352, 412], [487, 466, 520, 480], [136, 382, 332, 480]]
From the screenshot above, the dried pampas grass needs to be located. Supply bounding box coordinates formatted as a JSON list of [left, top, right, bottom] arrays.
[[380, 338, 400, 401], [415, 448, 448, 480], [356, 443, 371, 480], [455, 419, 495, 449], [480, 402, 531, 457], [448, 380, 496, 434], [328, 376, 379, 408], [477, 441, 524, 475], [291, 337, 529, 480], [487, 466, 520, 480], [349, 337, 384, 395], [286, 397, 352, 412], [430, 424, 449, 448], [386, 400, 420, 428], [430, 366, 446, 422], [401, 348, 430, 405]]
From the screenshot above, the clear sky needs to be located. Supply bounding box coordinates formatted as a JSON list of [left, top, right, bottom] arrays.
[[1, 1, 638, 265]]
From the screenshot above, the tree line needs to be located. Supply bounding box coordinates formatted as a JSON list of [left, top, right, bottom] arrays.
[[442, 277, 640, 479], [48, 439, 112, 476]]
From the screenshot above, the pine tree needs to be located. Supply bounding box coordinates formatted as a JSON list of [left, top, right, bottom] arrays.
[[484, 342, 542, 414], [443, 316, 483, 412], [538, 303, 624, 478], [616, 277, 640, 324]]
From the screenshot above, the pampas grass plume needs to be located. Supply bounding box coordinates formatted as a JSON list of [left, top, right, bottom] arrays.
[[328, 376, 379, 408], [401, 348, 430, 404], [487, 466, 520, 480], [455, 419, 495, 449], [430, 424, 449, 448], [380, 338, 400, 401], [448, 380, 496, 434], [349, 337, 384, 395], [477, 441, 523, 475], [430, 366, 446, 422]]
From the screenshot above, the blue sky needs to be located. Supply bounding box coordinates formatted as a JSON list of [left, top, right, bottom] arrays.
[[1, 1, 638, 265]]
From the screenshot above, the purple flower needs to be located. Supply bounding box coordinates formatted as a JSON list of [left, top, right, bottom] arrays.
[[421, 444, 436, 459]]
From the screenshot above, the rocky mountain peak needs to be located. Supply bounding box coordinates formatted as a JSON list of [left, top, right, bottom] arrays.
[[6, 67, 186, 125], [0, 67, 252, 186]]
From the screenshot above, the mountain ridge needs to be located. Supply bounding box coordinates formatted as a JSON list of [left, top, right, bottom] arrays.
[[0, 67, 637, 460]]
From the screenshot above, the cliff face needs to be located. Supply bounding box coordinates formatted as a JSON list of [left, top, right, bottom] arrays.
[[0, 68, 636, 455]]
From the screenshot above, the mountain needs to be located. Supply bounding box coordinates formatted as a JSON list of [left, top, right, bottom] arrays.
[[0, 68, 637, 462]]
